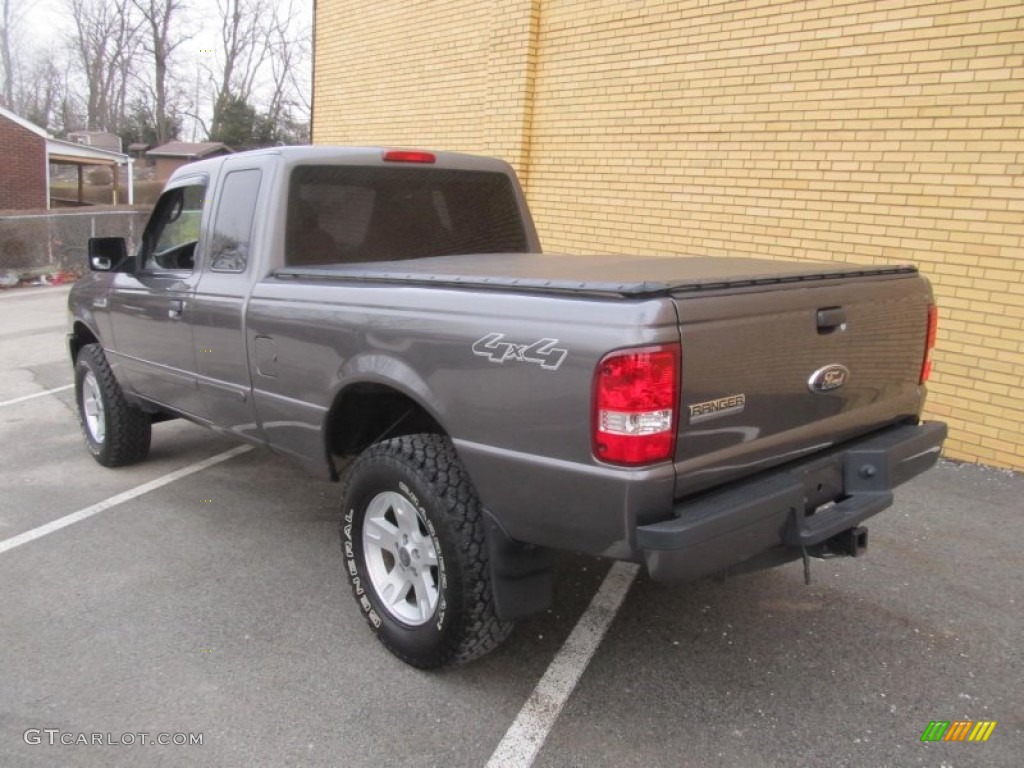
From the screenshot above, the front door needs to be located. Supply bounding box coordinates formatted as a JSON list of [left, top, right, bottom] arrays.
[[107, 176, 209, 419]]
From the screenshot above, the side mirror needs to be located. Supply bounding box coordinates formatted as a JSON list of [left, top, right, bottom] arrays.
[[87, 237, 127, 272]]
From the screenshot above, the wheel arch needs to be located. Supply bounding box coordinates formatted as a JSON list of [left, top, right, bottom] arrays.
[[69, 321, 100, 363], [323, 378, 448, 479]]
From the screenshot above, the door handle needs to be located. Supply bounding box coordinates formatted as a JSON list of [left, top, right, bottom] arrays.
[[168, 299, 185, 319], [816, 306, 846, 333]]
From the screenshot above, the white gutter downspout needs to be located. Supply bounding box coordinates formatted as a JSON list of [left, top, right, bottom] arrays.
[[127, 158, 134, 205]]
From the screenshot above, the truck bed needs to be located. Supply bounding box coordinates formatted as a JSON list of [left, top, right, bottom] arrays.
[[271, 250, 931, 508]]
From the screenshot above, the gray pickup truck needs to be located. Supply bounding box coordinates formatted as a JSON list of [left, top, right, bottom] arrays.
[[69, 146, 947, 667]]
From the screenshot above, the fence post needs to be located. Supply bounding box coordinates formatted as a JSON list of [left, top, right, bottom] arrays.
[[46, 215, 54, 267]]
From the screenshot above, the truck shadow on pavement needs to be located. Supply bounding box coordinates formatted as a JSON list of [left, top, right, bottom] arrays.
[[519, 544, 1020, 767]]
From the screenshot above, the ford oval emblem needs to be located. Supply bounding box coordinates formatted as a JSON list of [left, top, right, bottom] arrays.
[[808, 364, 850, 393]]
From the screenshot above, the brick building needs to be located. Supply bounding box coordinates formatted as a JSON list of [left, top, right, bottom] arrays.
[[313, 0, 1024, 470], [146, 142, 233, 181], [0, 107, 48, 209], [0, 107, 135, 208]]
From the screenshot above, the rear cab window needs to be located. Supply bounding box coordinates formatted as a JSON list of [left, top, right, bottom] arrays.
[[284, 166, 528, 267]]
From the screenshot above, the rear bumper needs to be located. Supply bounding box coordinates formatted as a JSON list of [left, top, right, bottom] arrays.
[[637, 421, 947, 582]]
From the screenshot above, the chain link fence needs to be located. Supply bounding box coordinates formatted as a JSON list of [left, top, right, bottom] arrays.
[[0, 208, 152, 278]]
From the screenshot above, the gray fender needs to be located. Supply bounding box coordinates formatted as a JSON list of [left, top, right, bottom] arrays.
[[329, 351, 448, 428]]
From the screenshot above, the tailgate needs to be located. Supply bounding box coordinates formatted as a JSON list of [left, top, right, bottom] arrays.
[[673, 272, 932, 498]]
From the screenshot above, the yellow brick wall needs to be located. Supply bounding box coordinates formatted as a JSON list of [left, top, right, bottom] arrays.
[[313, 0, 541, 164], [313, 0, 495, 149], [314, 0, 1024, 470]]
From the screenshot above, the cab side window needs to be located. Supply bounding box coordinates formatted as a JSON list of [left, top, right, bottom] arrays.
[[140, 182, 207, 272], [209, 169, 262, 273]]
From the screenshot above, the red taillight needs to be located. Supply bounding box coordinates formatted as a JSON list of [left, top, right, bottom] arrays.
[[920, 304, 938, 384], [382, 150, 436, 164], [593, 344, 680, 466]]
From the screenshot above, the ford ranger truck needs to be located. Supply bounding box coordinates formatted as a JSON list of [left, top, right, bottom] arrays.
[[69, 146, 947, 668]]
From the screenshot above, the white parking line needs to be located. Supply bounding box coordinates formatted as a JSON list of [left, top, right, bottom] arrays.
[[0, 445, 252, 555], [0, 384, 74, 408], [486, 561, 639, 768]]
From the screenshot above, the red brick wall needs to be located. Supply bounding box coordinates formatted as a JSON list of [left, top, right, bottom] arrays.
[[0, 117, 47, 210]]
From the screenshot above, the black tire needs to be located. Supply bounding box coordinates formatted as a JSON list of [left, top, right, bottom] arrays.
[[74, 343, 151, 467], [340, 434, 513, 668]]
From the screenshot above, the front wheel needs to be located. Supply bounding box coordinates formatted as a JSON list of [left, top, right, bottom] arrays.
[[74, 343, 151, 467], [340, 434, 513, 668]]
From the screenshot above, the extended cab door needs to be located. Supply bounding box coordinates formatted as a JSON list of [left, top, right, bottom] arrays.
[[191, 157, 274, 440], [106, 175, 209, 418]]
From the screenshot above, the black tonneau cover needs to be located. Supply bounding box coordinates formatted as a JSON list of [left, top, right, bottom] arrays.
[[274, 253, 917, 298]]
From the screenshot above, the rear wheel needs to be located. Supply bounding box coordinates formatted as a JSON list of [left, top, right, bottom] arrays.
[[340, 434, 513, 668], [74, 343, 151, 467]]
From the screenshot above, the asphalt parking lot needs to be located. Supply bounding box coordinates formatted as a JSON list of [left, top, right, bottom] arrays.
[[1, 285, 1021, 767]]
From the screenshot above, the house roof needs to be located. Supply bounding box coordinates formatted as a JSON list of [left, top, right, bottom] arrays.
[[0, 107, 129, 166], [0, 105, 49, 139], [146, 141, 232, 159], [47, 137, 131, 166]]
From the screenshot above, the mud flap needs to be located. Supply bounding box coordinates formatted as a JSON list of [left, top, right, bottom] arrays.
[[483, 510, 553, 621]]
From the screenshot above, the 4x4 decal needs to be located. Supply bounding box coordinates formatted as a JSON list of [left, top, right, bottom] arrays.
[[472, 333, 568, 371]]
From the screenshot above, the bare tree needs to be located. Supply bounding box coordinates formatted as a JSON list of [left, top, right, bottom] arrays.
[[132, 0, 189, 144], [221, 0, 269, 103], [263, 0, 310, 132], [1, 2, 73, 132], [204, 0, 315, 146], [207, 0, 270, 139], [0, 0, 23, 107], [65, 0, 140, 131], [14, 53, 69, 131]]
